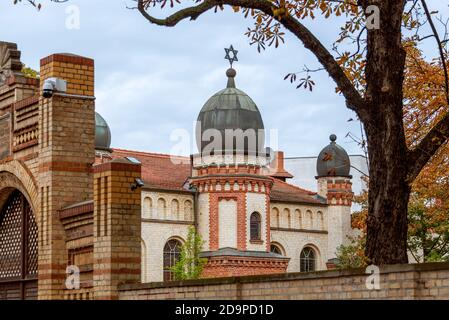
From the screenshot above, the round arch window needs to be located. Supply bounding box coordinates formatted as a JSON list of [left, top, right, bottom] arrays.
[[163, 239, 182, 281], [250, 212, 261, 241], [300, 247, 316, 272], [270, 243, 283, 255]]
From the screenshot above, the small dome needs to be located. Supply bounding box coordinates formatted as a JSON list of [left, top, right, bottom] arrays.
[[95, 112, 111, 151], [316, 134, 351, 177], [196, 68, 265, 155]]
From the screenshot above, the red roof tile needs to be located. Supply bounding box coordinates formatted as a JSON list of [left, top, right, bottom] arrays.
[[111, 148, 191, 192], [270, 178, 324, 205], [108, 149, 325, 205]]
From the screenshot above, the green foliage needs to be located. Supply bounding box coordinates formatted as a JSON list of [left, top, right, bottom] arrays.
[[170, 226, 207, 280], [407, 197, 449, 263], [21, 65, 39, 79], [335, 235, 368, 269]]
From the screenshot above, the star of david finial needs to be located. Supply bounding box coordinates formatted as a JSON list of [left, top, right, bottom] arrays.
[[224, 45, 238, 67]]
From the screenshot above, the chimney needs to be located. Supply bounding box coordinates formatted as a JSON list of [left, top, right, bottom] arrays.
[[269, 151, 293, 182]]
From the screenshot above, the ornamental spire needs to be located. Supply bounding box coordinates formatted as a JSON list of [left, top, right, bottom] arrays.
[[224, 45, 238, 88]]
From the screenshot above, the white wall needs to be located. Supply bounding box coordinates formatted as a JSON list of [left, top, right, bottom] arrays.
[[197, 193, 210, 250], [141, 222, 191, 282], [218, 199, 237, 248], [271, 230, 328, 272], [140, 189, 194, 282]]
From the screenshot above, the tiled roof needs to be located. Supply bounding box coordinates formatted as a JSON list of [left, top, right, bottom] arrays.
[[111, 148, 191, 192], [270, 178, 325, 205], [109, 149, 325, 205]]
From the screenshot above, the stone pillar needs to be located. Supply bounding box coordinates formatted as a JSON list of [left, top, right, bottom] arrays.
[[93, 158, 141, 300], [317, 177, 353, 260], [37, 53, 95, 299]]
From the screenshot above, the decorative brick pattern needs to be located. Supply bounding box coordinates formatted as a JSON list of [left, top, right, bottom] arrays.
[[36, 53, 96, 299], [326, 177, 353, 206], [202, 256, 289, 278], [93, 159, 142, 300]]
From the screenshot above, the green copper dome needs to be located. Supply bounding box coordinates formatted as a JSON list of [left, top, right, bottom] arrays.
[[196, 68, 265, 155], [95, 112, 111, 151]]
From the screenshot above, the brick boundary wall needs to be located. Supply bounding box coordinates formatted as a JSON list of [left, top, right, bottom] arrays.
[[118, 262, 449, 300]]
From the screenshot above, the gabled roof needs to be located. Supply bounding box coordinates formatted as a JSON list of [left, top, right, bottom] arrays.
[[111, 148, 191, 192]]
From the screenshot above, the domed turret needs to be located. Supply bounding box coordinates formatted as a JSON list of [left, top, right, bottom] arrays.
[[95, 112, 111, 151], [316, 134, 351, 177], [195, 67, 265, 155]]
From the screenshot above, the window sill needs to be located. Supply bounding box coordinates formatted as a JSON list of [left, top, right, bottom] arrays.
[[249, 239, 264, 244]]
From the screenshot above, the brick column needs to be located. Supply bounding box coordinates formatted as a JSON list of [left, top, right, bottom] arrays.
[[38, 53, 95, 299], [93, 158, 142, 300]]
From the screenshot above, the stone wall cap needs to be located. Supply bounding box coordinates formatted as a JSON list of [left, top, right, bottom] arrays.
[[118, 262, 449, 292]]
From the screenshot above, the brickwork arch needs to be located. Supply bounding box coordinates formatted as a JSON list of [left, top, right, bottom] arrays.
[[0, 160, 39, 222]]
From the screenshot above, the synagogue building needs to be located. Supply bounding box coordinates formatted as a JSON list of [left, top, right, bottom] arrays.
[[0, 41, 355, 299]]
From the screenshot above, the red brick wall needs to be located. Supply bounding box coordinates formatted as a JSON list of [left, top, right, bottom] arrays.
[[202, 256, 288, 278]]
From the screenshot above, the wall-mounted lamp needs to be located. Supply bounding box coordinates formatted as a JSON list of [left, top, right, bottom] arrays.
[[130, 178, 144, 191]]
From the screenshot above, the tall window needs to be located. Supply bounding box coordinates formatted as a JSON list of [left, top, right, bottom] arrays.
[[250, 212, 261, 241], [163, 239, 182, 281], [300, 247, 316, 272]]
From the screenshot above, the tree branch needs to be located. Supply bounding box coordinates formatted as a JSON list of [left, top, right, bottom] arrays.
[[421, 0, 449, 106], [408, 111, 449, 181], [137, 0, 368, 121]]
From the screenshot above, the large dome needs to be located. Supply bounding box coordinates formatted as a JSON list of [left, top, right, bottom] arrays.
[[196, 68, 265, 155], [95, 112, 111, 151], [316, 134, 351, 177]]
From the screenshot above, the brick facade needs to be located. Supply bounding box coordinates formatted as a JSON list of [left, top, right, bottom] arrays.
[[0, 43, 144, 300], [201, 256, 289, 278], [93, 159, 142, 300], [119, 262, 449, 300]]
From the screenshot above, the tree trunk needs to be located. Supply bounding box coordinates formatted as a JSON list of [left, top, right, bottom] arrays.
[[363, 0, 410, 264], [365, 128, 411, 264]]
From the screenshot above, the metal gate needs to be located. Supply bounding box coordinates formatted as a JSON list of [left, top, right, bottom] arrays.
[[0, 190, 38, 300]]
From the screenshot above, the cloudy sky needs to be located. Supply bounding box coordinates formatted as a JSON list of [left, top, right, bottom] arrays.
[[1, 0, 447, 157]]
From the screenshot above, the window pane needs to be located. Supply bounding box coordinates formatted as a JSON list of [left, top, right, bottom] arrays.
[[250, 212, 261, 241], [300, 247, 316, 272], [163, 239, 182, 281], [270, 244, 282, 255]]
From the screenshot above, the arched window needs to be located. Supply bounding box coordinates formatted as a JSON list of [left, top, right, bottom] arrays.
[[163, 239, 182, 281], [271, 207, 279, 228], [317, 211, 324, 230], [306, 210, 313, 229], [270, 243, 283, 255], [250, 212, 261, 241], [282, 208, 291, 228], [295, 209, 302, 229], [157, 198, 166, 219], [143, 197, 152, 218], [171, 199, 180, 220], [184, 200, 193, 220], [300, 247, 316, 272]]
